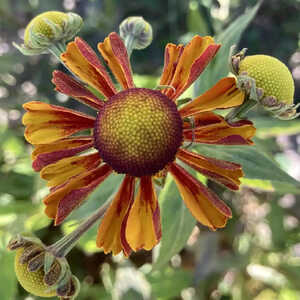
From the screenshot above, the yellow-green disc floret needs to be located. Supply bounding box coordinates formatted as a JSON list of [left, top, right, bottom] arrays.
[[239, 55, 295, 105], [15, 248, 56, 298]]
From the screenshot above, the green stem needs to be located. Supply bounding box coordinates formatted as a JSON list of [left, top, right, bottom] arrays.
[[46, 201, 110, 258], [124, 34, 136, 59], [225, 98, 257, 122], [48, 44, 63, 61]]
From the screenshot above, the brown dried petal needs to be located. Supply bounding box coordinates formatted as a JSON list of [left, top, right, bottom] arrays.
[[27, 252, 45, 272], [44, 260, 62, 286], [19, 244, 43, 264], [7, 236, 32, 250], [56, 278, 71, 297], [66, 275, 80, 298]]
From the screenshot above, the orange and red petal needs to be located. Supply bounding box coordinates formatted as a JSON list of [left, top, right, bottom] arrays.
[[183, 112, 255, 145], [159, 43, 184, 88], [169, 162, 232, 230], [23, 101, 95, 144], [124, 176, 161, 252], [32, 136, 93, 171], [159, 36, 220, 101], [179, 77, 245, 117], [176, 148, 242, 190], [61, 37, 116, 98], [98, 32, 134, 90], [52, 70, 104, 110], [44, 163, 113, 225], [41, 152, 102, 188], [96, 175, 135, 256]]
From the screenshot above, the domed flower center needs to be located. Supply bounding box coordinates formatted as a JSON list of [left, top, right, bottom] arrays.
[[94, 88, 183, 177]]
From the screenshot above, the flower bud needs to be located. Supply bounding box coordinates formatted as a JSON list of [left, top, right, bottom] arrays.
[[14, 11, 83, 55], [15, 247, 57, 298], [230, 49, 299, 120], [8, 235, 80, 299], [238, 55, 294, 105], [119, 16, 153, 50]]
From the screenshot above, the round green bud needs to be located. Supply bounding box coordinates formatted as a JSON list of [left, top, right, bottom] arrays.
[[119, 16, 153, 50]]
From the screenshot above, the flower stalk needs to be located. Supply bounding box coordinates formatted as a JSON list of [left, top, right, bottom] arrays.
[[46, 201, 110, 258]]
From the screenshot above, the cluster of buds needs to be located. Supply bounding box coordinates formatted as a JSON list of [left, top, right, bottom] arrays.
[[229, 47, 299, 120], [8, 235, 80, 299], [13, 11, 83, 56]]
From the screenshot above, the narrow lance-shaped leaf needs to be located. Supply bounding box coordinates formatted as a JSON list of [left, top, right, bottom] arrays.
[[194, 1, 261, 95], [194, 144, 300, 194], [153, 174, 197, 269]]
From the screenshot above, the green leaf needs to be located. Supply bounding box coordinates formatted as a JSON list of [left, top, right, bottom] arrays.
[[66, 172, 124, 222], [194, 144, 300, 194], [0, 172, 35, 199], [254, 117, 300, 137], [187, 1, 210, 36], [153, 175, 196, 269], [194, 1, 261, 95], [147, 267, 192, 299], [0, 201, 37, 215], [61, 173, 124, 253], [0, 247, 17, 299], [267, 200, 286, 249]]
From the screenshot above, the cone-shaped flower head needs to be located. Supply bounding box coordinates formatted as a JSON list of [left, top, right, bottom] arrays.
[[22, 27, 256, 256]]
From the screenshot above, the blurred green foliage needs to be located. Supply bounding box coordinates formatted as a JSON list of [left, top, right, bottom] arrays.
[[0, 0, 300, 299]]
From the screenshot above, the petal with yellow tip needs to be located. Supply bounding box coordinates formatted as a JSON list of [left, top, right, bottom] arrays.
[[32, 137, 93, 171], [52, 70, 104, 110], [23, 101, 95, 144], [98, 32, 135, 90], [183, 112, 255, 145], [159, 36, 220, 100], [176, 148, 242, 190], [41, 152, 102, 187], [61, 37, 116, 98], [169, 162, 232, 230], [43, 164, 113, 225], [96, 175, 135, 256], [125, 176, 161, 252], [179, 77, 245, 117]]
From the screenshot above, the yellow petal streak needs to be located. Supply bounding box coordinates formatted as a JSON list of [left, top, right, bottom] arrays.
[[97, 175, 135, 255], [179, 77, 245, 117], [169, 162, 231, 229], [125, 176, 160, 251]]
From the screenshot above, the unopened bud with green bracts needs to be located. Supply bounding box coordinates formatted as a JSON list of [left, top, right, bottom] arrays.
[[13, 11, 83, 56], [119, 16, 153, 57], [228, 46, 299, 121], [8, 235, 80, 299]]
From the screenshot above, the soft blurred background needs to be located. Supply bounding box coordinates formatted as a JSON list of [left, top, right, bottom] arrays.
[[1, 0, 300, 299]]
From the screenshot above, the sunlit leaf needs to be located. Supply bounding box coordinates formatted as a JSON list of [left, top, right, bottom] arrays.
[[0, 243, 17, 299], [255, 117, 300, 137], [195, 144, 300, 194]]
